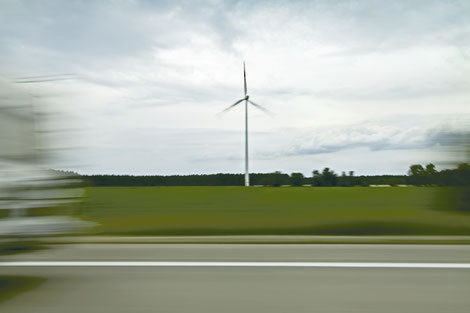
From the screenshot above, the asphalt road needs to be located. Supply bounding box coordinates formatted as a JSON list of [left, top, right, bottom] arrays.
[[1, 244, 470, 313]]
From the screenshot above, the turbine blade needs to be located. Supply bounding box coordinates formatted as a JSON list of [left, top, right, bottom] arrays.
[[248, 100, 274, 116], [14, 73, 76, 80], [13, 73, 77, 84], [243, 61, 247, 96], [14, 77, 74, 83], [217, 98, 245, 116]]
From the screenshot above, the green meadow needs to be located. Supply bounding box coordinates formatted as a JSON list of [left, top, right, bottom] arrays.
[[62, 186, 470, 236]]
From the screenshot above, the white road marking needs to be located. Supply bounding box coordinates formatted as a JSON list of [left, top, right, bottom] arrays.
[[1, 261, 470, 268]]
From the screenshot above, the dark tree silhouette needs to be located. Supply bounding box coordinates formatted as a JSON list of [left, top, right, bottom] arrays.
[[290, 172, 305, 186]]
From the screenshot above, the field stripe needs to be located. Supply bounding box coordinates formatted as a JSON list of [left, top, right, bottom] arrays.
[[1, 261, 470, 268]]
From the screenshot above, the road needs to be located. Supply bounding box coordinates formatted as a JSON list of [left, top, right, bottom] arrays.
[[1, 244, 470, 313]]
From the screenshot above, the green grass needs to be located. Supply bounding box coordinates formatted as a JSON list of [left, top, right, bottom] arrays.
[[0, 276, 46, 304], [67, 186, 470, 236]]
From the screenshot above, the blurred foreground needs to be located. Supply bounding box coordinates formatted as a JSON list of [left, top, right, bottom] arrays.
[[0, 78, 91, 240]]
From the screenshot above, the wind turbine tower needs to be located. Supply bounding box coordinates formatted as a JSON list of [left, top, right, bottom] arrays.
[[220, 62, 270, 186]]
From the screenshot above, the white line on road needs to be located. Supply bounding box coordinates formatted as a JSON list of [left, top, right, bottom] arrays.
[[1, 261, 470, 268]]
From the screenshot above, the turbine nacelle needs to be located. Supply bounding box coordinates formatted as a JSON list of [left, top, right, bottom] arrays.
[[219, 94, 271, 116]]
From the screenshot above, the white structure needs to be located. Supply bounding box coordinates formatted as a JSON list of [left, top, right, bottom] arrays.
[[0, 78, 90, 236], [220, 62, 270, 186]]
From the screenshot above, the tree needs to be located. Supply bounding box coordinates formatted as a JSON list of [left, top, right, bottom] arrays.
[[312, 168, 337, 186], [338, 171, 352, 186], [290, 172, 305, 186], [407, 164, 440, 185], [312, 170, 322, 186], [259, 171, 290, 187], [408, 164, 425, 176], [408, 164, 425, 185], [425, 163, 437, 175], [348, 171, 356, 186], [322, 168, 337, 186]]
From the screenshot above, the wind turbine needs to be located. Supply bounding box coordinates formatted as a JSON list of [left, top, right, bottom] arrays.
[[219, 62, 271, 187]]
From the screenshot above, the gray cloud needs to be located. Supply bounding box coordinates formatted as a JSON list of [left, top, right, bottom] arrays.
[[285, 119, 470, 156], [311, 84, 470, 101], [0, 1, 242, 68]]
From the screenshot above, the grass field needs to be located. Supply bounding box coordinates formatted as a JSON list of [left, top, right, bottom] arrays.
[[0, 276, 46, 304], [56, 186, 470, 236]]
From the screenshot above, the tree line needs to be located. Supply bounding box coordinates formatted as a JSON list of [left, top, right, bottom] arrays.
[[74, 163, 469, 187]]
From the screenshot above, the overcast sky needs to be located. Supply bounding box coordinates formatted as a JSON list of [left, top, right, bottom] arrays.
[[1, 0, 469, 175]]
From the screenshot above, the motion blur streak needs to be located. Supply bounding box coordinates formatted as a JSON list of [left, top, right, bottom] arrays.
[[0, 77, 91, 238]]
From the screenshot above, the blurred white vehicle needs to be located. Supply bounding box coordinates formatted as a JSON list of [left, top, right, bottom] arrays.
[[0, 77, 92, 236]]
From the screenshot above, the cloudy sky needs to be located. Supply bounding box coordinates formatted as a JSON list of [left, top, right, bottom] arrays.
[[1, 0, 469, 176]]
